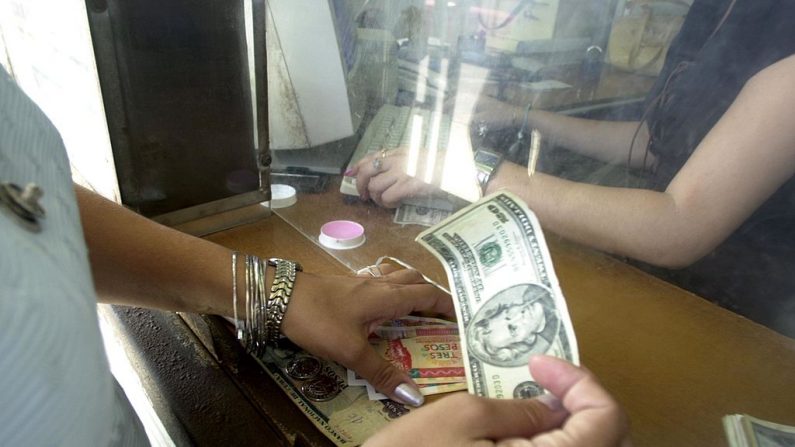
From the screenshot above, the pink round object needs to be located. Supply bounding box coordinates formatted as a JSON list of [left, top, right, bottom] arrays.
[[319, 220, 366, 250]]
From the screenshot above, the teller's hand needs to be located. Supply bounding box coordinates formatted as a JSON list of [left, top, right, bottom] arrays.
[[364, 355, 631, 446], [348, 147, 438, 208], [470, 94, 525, 133]]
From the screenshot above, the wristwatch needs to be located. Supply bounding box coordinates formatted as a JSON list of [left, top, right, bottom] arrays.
[[474, 149, 503, 195]]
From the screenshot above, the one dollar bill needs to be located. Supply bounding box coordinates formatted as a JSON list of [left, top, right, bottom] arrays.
[[416, 191, 579, 399]]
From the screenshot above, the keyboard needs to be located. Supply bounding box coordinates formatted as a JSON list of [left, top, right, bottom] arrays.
[[340, 104, 454, 209]]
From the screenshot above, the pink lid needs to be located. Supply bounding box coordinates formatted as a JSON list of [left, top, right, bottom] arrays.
[[319, 220, 366, 250]]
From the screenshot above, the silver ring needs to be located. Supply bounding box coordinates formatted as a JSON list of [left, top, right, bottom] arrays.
[[355, 264, 383, 277], [372, 157, 383, 172]]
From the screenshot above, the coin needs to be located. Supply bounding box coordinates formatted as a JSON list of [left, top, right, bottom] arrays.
[[301, 374, 341, 402], [381, 400, 409, 418], [513, 381, 544, 399], [286, 356, 322, 380]]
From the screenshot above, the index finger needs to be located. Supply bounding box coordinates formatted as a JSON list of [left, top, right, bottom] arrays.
[[375, 282, 455, 319]]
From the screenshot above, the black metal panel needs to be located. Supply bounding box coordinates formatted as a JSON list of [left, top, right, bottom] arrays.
[[86, 0, 260, 216]]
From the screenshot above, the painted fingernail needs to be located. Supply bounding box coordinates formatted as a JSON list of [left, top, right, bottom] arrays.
[[343, 168, 355, 176], [536, 393, 564, 412], [394, 383, 424, 407]]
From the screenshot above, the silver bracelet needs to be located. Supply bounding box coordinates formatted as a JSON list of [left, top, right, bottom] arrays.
[[266, 258, 303, 345], [235, 254, 302, 356]]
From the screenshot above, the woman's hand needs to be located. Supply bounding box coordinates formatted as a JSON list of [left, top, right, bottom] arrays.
[[364, 355, 631, 446], [348, 148, 438, 207], [281, 266, 453, 406]]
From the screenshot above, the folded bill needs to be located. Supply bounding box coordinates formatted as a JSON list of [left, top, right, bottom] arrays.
[[723, 414, 795, 447], [416, 191, 579, 399]]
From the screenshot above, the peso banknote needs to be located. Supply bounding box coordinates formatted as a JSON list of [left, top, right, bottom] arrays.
[[416, 191, 579, 399], [257, 317, 468, 445], [259, 342, 416, 446]]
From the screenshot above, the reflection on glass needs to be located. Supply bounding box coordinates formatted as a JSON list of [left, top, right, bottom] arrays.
[[268, 0, 795, 338]]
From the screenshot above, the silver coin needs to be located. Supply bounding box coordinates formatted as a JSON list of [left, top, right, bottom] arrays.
[[381, 400, 409, 419], [301, 374, 341, 402], [285, 356, 322, 380], [513, 381, 544, 399]]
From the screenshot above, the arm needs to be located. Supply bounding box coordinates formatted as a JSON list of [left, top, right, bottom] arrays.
[[76, 185, 234, 314], [364, 356, 630, 447], [350, 108, 650, 208], [525, 110, 652, 168], [76, 186, 452, 404], [489, 55, 795, 268], [471, 95, 651, 167]]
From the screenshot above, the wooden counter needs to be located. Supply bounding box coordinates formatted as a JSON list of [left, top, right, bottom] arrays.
[[202, 182, 795, 447]]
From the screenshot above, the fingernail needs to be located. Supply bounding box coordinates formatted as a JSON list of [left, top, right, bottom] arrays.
[[394, 383, 424, 407], [344, 168, 355, 176], [535, 393, 564, 412]]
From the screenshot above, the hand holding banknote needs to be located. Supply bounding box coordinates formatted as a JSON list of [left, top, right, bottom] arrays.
[[282, 266, 454, 407], [364, 355, 631, 447]]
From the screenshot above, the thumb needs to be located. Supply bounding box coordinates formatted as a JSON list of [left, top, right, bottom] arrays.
[[351, 345, 425, 407], [469, 393, 568, 440]]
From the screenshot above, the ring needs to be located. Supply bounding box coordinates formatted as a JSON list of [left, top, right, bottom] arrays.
[[373, 149, 387, 172], [355, 264, 383, 277]]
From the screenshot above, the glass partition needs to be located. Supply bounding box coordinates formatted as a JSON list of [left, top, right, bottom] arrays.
[[266, 0, 795, 338]]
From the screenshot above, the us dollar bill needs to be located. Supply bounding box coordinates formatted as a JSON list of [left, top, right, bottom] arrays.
[[724, 414, 795, 447], [394, 204, 451, 227], [416, 191, 578, 399]]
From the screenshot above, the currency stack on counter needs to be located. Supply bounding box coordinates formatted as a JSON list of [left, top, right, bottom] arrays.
[[348, 316, 467, 401], [258, 191, 578, 445], [257, 315, 466, 446], [723, 414, 795, 447]]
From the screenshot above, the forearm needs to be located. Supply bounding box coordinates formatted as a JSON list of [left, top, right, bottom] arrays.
[[75, 185, 235, 316], [527, 110, 649, 167], [487, 163, 699, 268]]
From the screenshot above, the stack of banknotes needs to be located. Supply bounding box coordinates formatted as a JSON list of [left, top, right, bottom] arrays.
[[723, 414, 795, 447], [257, 191, 578, 445], [257, 315, 466, 446], [348, 316, 468, 401]]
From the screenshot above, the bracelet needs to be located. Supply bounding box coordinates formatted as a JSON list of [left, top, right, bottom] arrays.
[[266, 258, 303, 345], [232, 253, 302, 356]]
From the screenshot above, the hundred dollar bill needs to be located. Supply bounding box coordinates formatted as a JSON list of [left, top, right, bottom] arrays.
[[723, 414, 795, 447], [394, 204, 451, 227], [416, 191, 579, 399]]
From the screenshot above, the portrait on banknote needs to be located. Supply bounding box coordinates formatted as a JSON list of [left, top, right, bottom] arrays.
[[467, 283, 560, 367]]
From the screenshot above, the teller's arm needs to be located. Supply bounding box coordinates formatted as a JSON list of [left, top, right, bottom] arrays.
[[488, 55, 795, 268]]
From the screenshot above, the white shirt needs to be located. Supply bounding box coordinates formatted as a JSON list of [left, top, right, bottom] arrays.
[[0, 68, 148, 446]]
